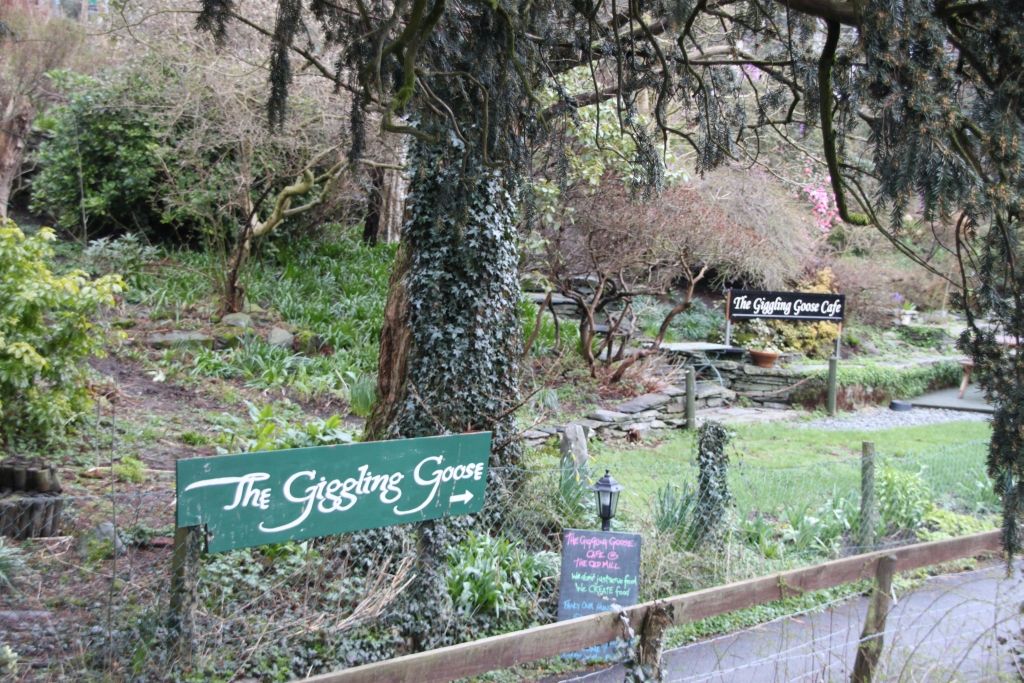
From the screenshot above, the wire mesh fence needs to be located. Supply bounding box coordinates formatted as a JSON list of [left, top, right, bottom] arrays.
[[0, 437, 1004, 680]]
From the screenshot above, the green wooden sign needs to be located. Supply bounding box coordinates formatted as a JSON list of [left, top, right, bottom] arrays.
[[176, 432, 491, 552]]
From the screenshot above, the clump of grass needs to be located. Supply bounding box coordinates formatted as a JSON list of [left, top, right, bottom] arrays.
[[113, 455, 146, 484], [0, 539, 26, 592], [346, 372, 378, 418]]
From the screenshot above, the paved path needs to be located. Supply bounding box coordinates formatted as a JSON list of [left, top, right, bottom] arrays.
[[913, 385, 993, 414], [561, 562, 1024, 682]]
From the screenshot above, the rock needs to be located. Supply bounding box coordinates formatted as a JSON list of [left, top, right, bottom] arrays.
[[662, 385, 686, 397], [622, 422, 652, 436], [567, 418, 605, 438], [560, 424, 590, 471], [662, 400, 685, 414], [587, 409, 632, 423], [522, 429, 553, 441], [89, 522, 126, 557], [267, 326, 295, 349], [648, 420, 668, 429], [615, 393, 671, 414], [213, 330, 245, 349], [624, 423, 649, 443], [221, 312, 253, 328], [296, 331, 332, 355], [146, 331, 214, 349]]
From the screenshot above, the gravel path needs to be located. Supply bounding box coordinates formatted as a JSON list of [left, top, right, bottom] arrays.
[[800, 406, 990, 431]]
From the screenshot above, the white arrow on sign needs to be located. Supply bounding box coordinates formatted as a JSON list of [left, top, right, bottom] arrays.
[[450, 491, 474, 505]]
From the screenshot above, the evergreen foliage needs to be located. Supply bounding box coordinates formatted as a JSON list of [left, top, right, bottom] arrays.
[[0, 220, 123, 448]]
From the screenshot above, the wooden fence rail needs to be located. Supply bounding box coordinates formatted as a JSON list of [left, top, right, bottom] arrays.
[[303, 530, 1001, 683]]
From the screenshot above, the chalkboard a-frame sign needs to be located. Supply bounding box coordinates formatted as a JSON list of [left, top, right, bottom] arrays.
[[557, 528, 642, 658]]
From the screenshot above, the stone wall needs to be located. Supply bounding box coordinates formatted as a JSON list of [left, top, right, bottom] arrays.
[[522, 382, 735, 449]]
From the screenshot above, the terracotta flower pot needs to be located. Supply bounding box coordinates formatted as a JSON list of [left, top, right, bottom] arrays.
[[749, 349, 780, 368]]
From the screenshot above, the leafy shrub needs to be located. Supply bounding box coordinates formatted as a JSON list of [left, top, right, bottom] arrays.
[[0, 222, 124, 448], [212, 401, 352, 453], [669, 299, 726, 342], [877, 466, 934, 533], [82, 233, 159, 289], [112, 455, 146, 484], [739, 513, 785, 559], [780, 494, 851, 557], [767, 268, 840, 357], [31, 70, 163, 238], [919, 508, 996, 541], [446, 531, 558, 632]]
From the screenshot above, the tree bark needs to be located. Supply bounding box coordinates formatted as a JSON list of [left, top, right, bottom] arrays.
[[367, 136, 523, 468], [365, 242, 411, 440], [0, 107, 30, 219], [363, 135, 408, 245]]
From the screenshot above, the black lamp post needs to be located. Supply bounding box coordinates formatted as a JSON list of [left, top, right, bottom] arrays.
[[591, 469, 624, 531]]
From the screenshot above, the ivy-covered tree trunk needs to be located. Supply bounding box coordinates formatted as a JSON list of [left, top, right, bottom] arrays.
[[358, 134, 525, 651], [368, 137, 523, 469]]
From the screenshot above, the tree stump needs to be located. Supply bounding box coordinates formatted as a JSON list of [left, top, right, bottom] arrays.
[[0, 462, 63, 539]]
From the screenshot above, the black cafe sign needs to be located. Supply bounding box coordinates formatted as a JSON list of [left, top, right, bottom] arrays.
[[727, 290, 845, 323]]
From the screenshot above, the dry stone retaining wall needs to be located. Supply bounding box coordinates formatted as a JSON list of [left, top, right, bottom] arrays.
[[522, 381, 735, 448]]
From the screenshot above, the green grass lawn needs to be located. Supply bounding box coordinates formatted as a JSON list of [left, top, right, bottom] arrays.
[[577, 419, 993, 527]]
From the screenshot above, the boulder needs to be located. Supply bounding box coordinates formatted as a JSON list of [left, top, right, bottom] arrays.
[[560, 424, 590, 472], [267, 327, 295, 349], [88, 522, 126, 557], [221, 312, 253, 328]]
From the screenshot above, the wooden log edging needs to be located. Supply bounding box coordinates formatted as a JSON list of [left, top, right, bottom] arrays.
[[304, 531, 1001, 683]]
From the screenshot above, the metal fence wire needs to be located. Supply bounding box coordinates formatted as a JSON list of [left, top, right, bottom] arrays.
[[0, 439, 1005, 681]]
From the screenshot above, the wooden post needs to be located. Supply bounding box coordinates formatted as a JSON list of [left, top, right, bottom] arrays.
[[827, 356, 838, 416], [685, 367, 696, 430], [723, 290, 733, 346], [635, 600, 673, 682], [851, 554, 897, 683], [169, 526, 203, 664], [860, 442, 877, 551]]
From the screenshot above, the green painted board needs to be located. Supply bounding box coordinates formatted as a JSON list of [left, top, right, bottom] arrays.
[[176, 432, 491, 552]]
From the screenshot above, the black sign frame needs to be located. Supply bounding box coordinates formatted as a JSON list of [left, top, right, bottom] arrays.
[[726, 289, 846, 323]]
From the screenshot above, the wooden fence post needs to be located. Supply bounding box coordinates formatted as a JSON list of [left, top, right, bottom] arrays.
[[635, 600, 673, 682], [827, 356, 838, 416], [685, 368, 696, 430], [851, 554, 897, 683], [859, 442, 877, 551], [169, 526, 203, 663]]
